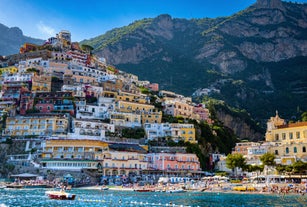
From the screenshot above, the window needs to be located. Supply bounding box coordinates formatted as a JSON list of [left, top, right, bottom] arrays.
[[275, 150, 278, 155], [296, 132, 300, 139], [303, 146, 306, 153], [275, 134, 279, 141], [286, 147, 289, 154], [294, 147, 297, 153], [282, 133, 286, 140], [289, 132, 293, 139]]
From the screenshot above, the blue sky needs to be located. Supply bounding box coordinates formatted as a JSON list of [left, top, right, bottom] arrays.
[[0, 0, 306, 41]]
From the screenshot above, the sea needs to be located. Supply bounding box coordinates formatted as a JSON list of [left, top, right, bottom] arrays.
[[0, 188, 307, 207]]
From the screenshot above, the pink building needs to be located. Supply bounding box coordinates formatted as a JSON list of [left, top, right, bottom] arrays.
[[193, 105, 211, 122], [147, 152, 201, 173], [146, 83, 159, 92]]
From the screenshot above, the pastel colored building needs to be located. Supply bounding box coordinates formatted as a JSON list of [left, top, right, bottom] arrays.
[[147, 152, 201, 176], [31, 74, 52, 92], [0, 66, 18, 75], [3, 114, 69, 137], [68, 118, 115, 140], [41, 139, 108, 171], [110, 112, 142, 128], [19, 91, 35, 115], [34, 91, 74, 115], [163, 100, 194, 119], [232, 142, 260, 156], [102, 148, 148, 176], [265, 112, 307, 164], [144, 123, 196, 143], [192, 104, 211, 122]]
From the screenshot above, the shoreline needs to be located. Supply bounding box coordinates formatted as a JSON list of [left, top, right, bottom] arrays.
[[77, 183, 307, 197]]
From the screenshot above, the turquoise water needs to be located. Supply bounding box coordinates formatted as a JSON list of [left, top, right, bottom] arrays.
[[0, 188, 307, 207]]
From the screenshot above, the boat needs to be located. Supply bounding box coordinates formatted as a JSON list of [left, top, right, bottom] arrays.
[[6, 184, 23, 189], [101, 186, 109, 191], [134, 188, 154, 192], [45, 190, 76, 200], [166, 188, 186, 193]]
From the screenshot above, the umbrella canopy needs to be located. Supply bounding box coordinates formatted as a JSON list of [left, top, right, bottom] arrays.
[[11, 173, 39, 180], [11, 173, 38, 178]]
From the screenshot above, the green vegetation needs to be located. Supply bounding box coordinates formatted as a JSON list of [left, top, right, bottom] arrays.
[[81, 44, 94, 53], [260, 153, 276, 167], [26, 67, 40, 74], [80, 18, 153, 50], [121, 127, 145, 139], [139, 86, 150, 94], [276, 161, 307, 175], [226, 153, 246, 176]]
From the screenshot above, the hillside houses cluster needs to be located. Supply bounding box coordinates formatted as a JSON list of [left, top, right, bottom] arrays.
[[0, 30, 212, 178], [214, 112, 307, 175]]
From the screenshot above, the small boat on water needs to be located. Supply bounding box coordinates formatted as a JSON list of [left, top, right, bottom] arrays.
[[101, 186, 109, 191], [166, 188, 186, 193], [134, 188, 154, 192], [45, 190, 76, 200], [6, 184, 23, 189]]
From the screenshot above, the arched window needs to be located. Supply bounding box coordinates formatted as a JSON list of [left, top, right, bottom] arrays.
[[303, 146, 306, 153], [294, 147, 297, 153], [286, 147, 289, 154]]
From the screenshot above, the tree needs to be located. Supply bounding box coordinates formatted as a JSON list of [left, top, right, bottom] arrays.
[[226, 153, 246, 177], [260, 152, 276, 166], [301, 111, 307, 122], [292, 160, 307, 174], [81, 44, 94, 54]]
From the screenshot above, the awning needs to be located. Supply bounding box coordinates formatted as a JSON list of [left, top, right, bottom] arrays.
[[11, 173, 38, 178]]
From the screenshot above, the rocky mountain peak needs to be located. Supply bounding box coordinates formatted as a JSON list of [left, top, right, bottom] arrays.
[[254, 0, 285, 10]]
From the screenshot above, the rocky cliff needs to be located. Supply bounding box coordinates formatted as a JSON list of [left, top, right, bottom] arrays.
[[81, 0, 307, 124], [0, 23, 44, 56], [216, 110, 264, 141]]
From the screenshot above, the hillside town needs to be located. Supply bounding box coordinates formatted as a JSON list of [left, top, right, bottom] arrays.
[[0, 30, 306, 188]]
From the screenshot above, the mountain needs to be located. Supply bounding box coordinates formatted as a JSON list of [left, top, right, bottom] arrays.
[[0, 23, 44, 56], [81, 0, 307, 124]]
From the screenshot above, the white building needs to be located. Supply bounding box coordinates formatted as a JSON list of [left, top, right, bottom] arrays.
[[110, 111, 142, 128], [76, 96, 115, 120], [144, 123, 172, 140], [68, 118, 115, 140]]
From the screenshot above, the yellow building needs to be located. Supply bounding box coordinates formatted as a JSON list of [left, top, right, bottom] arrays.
[[41, 139, 109, 170], [110, 112, 142, 128], [265, 112, 307, 164], [171, 123, 197, 143], [141, 111, 163, 125], [116, 100, 155, 113], [3, 115, 69, 137], [116, 91, 148, 104], [115, 100, 162, 125], [102, 79, 123, 93], [163, 100, 194, 119], [31, 74, 52, 92], [0, 66, 18, 74], [41, 139, 148, 175], [102, 150, 148, 176]]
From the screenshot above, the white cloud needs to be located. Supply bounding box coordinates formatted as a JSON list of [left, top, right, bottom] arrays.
[[36, 21, 56, 39]]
